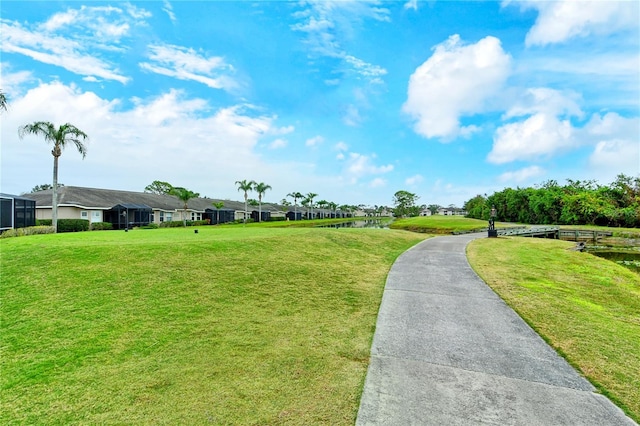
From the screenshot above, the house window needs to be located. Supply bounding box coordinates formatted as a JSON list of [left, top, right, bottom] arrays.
[[191, 212, 201, 221], [151, 212, 155, 222], [165, 212, 172, 222], [159, 211, 164, 222], [81, 211, 88, 219], [91, 211, 101, 222]]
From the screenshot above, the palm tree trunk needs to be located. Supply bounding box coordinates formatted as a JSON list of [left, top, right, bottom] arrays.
[[258, 195, 262, 222], [52, 154, 59, 233], [244, 193, 248, 224]]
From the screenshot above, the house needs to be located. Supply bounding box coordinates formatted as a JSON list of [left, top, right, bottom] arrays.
[[0, 193, 36, 231], [22, 186, 258, 229], [437, 206, 468, 216]]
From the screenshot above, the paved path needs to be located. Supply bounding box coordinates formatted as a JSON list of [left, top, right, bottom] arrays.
[[356, 234, 636, 425]]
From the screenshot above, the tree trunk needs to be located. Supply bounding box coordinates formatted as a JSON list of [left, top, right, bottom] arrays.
[[52, 152, 59, 233]]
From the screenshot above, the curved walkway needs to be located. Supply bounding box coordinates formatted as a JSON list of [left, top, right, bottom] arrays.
[[356, 233, 636, 425]]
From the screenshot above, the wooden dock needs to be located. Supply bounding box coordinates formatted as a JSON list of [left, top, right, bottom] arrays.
[[496, 227, 613, 242]]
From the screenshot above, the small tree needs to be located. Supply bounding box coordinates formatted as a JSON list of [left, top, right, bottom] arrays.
[[253, 182, 272, 222], [236, 179, 256, 224], [287, 191, 303, 220], [31, 183, 62, 193], [170, 187, 200, 226], [145, 180, 174, 195], [305, 192, 318, 219], [392, 190, 420, 218], [212, 201, 224, 224]]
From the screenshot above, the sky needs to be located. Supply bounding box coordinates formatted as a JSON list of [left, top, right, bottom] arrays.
[[1, 0, 638, 208]]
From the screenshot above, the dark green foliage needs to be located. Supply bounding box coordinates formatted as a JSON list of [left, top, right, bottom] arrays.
[[392, 190, 421, 217], [159, 220, 208, 228], [464, 174, 640, 227], [90, 222, 113, 231], [36, 219, 53, 226], [56, 219, 90, 232], [140, 223, 159, 229]]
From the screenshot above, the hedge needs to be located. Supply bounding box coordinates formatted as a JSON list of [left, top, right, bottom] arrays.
[[0, 226, 56, 238], [90, 222, 113, 231], [57, 219, 90, 232]]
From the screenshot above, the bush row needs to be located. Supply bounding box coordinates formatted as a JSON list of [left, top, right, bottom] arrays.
[[159, 220, 209, 228], [1, 226, 56, 238]]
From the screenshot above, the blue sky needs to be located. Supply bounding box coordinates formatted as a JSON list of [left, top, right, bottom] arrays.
[[1, 1, 638, 208]]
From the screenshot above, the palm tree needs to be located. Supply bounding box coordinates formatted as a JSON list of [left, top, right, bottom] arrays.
[[253, 182, 272, 222], [316, 200, 328, 219], [305, 192, 318, 219], [212, 201, 224, 224], [328, 201, 337, 218], [287, 191, 303, 220], [236, 179, 256, 223], [18, 122, 88, 233], [170, 187, 200, 226], [0, 90, 7, 112]]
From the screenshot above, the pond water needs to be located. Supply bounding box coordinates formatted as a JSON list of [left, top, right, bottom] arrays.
[[590, 250, 640, 274], [317, 219, 391, 229]]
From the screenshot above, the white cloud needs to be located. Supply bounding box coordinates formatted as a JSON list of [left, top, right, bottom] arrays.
[[498, 166, 545, 183], [269, 125, 295, 136], [403, 34, 511, 140], [507, 0, 639, 47], [334, 141, 348, 151], [305, 135, 324, 147], [502, 87, 583, 120], [589, 139, 639, 173], [291, 1, 389, 84], [344, 152, 393, 183], [336, 153, 345, 160], [370, 178, 386, 188], [404, 0, 418, 11], [343, 104, 362, 126], [139, 44, 236, 91], [405, 174, 424, 186], [162, 1, 177, 23], [488, 113, 575, 164], [269, 139, 287, 149]]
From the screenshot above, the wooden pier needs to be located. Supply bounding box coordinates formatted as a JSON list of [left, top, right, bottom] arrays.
[[496, 227, 613, 242]]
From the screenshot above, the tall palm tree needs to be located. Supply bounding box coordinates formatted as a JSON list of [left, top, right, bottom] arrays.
[[305, 192, 318, 219], [328, 201, 337, 218], [287, 191, 303, 220], [236, 179, 255, 223], [170, 187, 200, 226], [18, 122, 88, 233], [253, 182, 272, 222], [316, 200, 328, 219], [0, 90, 7, 112], [212, 201, 224, 224]]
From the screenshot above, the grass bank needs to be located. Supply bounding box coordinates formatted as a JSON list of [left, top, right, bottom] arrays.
[[468, 237, 640, 422], [390, 215, 490, 234], [1, 227, 427, 425]]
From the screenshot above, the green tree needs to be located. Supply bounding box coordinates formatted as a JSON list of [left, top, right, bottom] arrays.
[[236, 179, 256, 224], [212, 201, 224, 224], [170, 187, 200, 227], [287, 191, 303, 220], [0, 90, 7, 113], [18, 122, 88, 233], [304, 192, 318, 219], [145, 180, 174, 195], [392, 190, 420, 217], [253, 182, 272, 222]]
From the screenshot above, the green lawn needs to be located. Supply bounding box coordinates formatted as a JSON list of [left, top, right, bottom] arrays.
[[390, 215, 490, 233], [0, 227, 427, 425], [468, 237, 640, 422]]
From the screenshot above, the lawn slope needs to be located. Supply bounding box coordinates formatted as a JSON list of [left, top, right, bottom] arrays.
[[1, 227, 427, 425], [468, 237, 640, 422]]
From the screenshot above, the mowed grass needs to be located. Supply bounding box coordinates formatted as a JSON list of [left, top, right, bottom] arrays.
[[468, 237, 640, 422], [390, 215, 490, 233], [1, 227, 427, 425]]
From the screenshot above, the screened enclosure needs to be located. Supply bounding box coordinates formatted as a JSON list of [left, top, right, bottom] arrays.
[[0, 194, 36, 230], [105, 203, 152, 230], [204, 208, 235, 224]]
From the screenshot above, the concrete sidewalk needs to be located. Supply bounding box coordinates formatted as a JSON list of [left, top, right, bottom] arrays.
[[356, 234, 636, 425]]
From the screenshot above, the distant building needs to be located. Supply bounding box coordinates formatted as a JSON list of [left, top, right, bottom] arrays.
[[0, 193, 36, 231]]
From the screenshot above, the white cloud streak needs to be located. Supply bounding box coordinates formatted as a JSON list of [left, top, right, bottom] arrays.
[[498, 166, 545, 183]]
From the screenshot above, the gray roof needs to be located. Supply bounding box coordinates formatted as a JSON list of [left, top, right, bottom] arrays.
[[22, 186, 285, 213]]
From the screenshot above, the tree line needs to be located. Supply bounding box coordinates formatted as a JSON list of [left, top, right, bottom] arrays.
[[463, 174, 640, 228]]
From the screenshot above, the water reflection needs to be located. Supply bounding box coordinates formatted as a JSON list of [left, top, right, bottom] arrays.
[[317, 219, 391, 229]]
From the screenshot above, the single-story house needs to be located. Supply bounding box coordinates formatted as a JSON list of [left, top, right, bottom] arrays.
[[0, 193, 37, 231], [437, 207, 467, 216]]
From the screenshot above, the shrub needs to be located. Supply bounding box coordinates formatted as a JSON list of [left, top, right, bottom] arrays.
[[140, 223, 159, 229], [159, 220, 209, 228], [1, 226, 55, 238], [90, 222, 113, 231], [36, 219, 52, 226], [57, 219, 90, 233]]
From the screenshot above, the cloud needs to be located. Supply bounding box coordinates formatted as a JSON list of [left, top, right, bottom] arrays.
[[305, 135, 324, 147], [370, 178, 386, 188], [488, 113, 575, 164], [269, 139, 287, 149], [502, 87, 583, 120], [139, 44, 237, 91], [403, 34, 511, 140], [344, 152, 393, 183], [584, 113, 640, 174], [0, 5, 151, 83], [506, 0, 639, 47], [405, 174, 424, 186], [343, 104, 362, 126], [162, 1, 177, 23], [291, 1, 389, 85], [404, 0, 418, 11], [334, 141, 348, 151], [498, 166, 545, 183]]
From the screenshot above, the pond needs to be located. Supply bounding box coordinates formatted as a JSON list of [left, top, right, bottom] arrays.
[[317, 219, 391, 229], [590, 250, 640, 274]]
